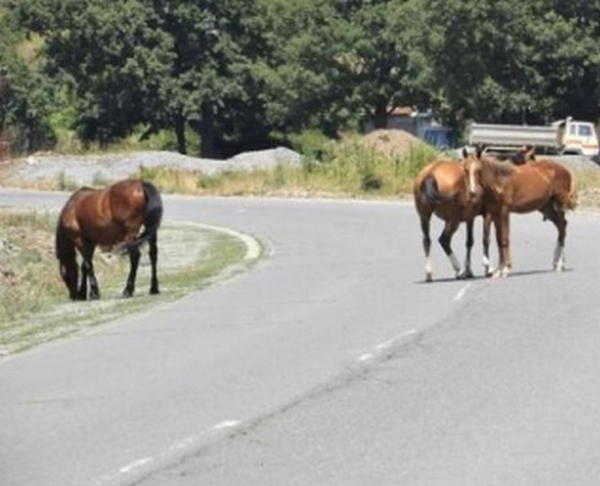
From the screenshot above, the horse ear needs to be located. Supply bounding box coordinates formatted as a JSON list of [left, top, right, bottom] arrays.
[[527, 144, 536, 160], [475, 143, 485, 159], [462, 147, 469, 159]]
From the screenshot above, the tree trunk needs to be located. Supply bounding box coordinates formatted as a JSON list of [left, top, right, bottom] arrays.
[[199, 102, 215, 158], [174, 112, 187, 155], [373, 102, 388, 129]]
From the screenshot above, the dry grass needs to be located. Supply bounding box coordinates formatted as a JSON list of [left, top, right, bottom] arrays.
[[573, 168, 600, 209], [0, 211, 63, 323], [130, 133, 439, 198]]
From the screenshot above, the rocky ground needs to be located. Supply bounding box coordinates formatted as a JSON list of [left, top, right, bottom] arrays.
[[0, 147, 303, 188]]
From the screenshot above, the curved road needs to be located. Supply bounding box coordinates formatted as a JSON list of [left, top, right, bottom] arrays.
[[1, 190, 600, 485]]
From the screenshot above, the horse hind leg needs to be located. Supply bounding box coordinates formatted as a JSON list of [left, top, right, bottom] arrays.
[[438, 219, 462, 279], [148, 232, 159, 295], [123, 245, 141, 297], [419, 212, 434, 282], [548, 208, 568, 271]]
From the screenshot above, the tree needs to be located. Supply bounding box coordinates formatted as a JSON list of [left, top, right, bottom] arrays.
[[425, 0, 544, 126], [0, 5, 56, 152], [336, 0, 433, 129], [526, 0, 600, 122], [426, 0, 600, 128], [154, 0, 270, 156], [12, 0, 269, 157], [11, 0, 173, 147], [257, 0, 434, 140]]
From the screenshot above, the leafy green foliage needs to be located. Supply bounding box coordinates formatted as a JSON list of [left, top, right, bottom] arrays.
[[5, 0, 600, 156]]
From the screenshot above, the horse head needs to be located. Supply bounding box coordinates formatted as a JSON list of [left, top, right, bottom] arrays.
[[462, 148, 483, 200]]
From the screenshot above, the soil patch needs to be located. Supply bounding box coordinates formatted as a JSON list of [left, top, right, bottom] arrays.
[[359, 129, 424, 158]]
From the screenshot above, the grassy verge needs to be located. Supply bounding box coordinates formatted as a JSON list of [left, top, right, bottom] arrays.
[[573, 168, 600, 209], [134, 137, 439, 198], [0, 211, 258, 355]]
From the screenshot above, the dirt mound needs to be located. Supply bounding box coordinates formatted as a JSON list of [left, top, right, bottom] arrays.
[[360, 129, 423, 158]]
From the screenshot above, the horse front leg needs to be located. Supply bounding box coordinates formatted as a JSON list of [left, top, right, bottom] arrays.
[[77, 242, 99, 299], [123, 245, 141, 297], [82, 245, 100, 299], [493, 209, 511, 278], [482, 211, 494, 277], [148, 233, 160, 295], [462, 219, 475, 279], [77, 260, 88, 300], [438, 219, 462, 279]]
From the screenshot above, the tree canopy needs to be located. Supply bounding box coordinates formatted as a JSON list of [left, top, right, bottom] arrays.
[[3, 0, 600, 156]]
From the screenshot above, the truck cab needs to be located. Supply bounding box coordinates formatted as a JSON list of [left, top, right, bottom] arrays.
[[554, 118, 599, 156]]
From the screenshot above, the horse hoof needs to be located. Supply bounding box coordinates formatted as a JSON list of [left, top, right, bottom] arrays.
[[458, 269, 474, 280], [491, 268, 509, 279], [497, 268, 510, 279], [484, 266, 496, 278], [425, 274, 433, 283]]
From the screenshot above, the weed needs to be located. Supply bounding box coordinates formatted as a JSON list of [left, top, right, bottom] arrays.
[[56, 170, 78, 191]]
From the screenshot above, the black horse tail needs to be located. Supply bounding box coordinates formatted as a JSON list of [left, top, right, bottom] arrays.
[[421, 175, 440, 206], [55, 220, 76, 263], [55, 218, 79, 299], [128, 181, 163, 248]]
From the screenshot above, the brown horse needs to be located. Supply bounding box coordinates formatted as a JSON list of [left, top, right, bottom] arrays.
[[413, 156, 485, 282], [479, 144, 537, 275], [55, 179, 163, 300], [463, 149, 577, 277]]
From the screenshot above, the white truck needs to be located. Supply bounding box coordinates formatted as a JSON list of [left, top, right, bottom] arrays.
[[465, 117, 599, 157]]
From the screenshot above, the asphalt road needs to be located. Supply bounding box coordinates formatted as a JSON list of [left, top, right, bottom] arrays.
[[1, 190, 600, 485]]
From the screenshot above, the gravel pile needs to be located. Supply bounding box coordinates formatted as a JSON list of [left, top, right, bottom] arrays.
[[9, 147, 303, 186], [549, 154, 600, 170], [4, 142, 598, 189]]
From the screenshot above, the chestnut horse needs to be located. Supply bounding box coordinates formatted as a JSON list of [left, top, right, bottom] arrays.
[[479, 144, 537, 275], [55, 179, 163, 300], [413, 156, 485, 282], [463, 149, 577, 277]]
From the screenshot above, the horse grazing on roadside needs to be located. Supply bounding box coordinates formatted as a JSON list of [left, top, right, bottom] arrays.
[[55, 179, 163, 300], [463, 149, 577, 277], [413, 156, 486, 282]]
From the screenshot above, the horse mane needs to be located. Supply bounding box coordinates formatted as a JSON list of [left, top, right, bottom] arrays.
[[508, 152, 527, 165], [481, 156, 516, 180], [505, 145, 536, 165]]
